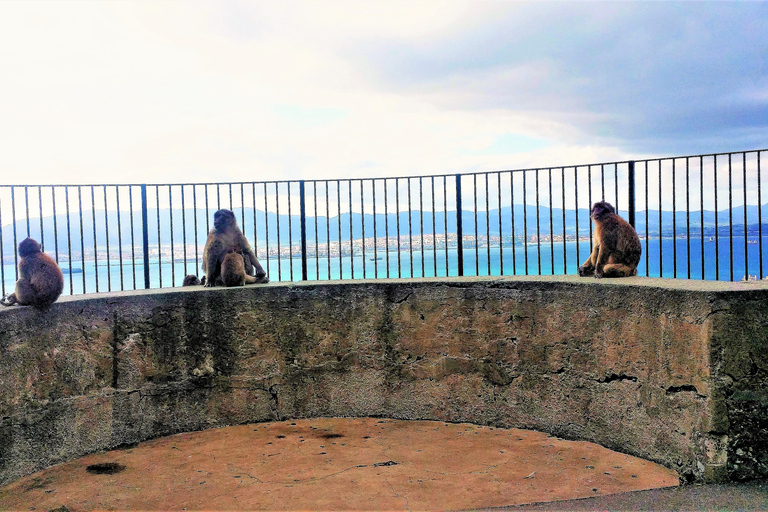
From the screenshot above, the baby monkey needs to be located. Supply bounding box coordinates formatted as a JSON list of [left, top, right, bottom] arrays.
[[578, 201, 641, 278]]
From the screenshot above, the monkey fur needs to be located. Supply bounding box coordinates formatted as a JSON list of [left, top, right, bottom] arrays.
[[1, 237, 64, 308], [183, 274, 201, 286], [578, 201, 641, 278], [202, 209, 268, 287], [216, 249, 259, 287]]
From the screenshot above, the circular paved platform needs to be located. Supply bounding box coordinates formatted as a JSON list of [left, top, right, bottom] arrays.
[[0, 418, 679, 510]]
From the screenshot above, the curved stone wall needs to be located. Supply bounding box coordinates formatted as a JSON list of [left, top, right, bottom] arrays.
[[1, 275, 767, 485]]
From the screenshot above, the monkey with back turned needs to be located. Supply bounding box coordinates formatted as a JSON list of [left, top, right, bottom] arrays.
[[202, 209, 268, 287], [578, 201, 641, 278], [217, 246, 260, 287], [1, 237, 64, 308]]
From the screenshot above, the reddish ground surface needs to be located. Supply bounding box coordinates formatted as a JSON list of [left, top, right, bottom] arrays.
[[0, 417, 680, 511]]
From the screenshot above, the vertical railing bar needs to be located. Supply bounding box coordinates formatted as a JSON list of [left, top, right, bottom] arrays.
[[264, 182, 270, 279], [336, 181, 342, 279], [455, 174, 464, 277], [561, 168, 567, 274], [686, 158, 691, 279], [240, 184, 245, 244], [10, 187, 17, 272], [614, 163, 619, 212], [574, 167, 580, 270], [600, 164, 605, 203], [485, 173, 491, 275], [128, 186, 136, 290], [299, 180, 308, 281], [385, 178, 391, 279], [91, 186, 99, 291], [443, 176, 449, 276], [373, 179, 379, 277], [181, 185, 188, 279], [758, 151, 764, 279], [65, 187, 73, 294], [522, 170, 529, 275], [103, 186, 111, 290], [473, 174, 479, 276], [24, 186, 30, 237], [276, 182, 282, 281], [313, 181, 319, 279], [658, 161, 663, 277], [699, 157, 705, 279], [431, 176, 437, 278], [497, 172, 503, 275], [141, 184, 149, 291], [672, 159, 677, 278], [535, 169, 541, 275], [743, 152, 748, 280], [511, 171, 517, 273], [288, 182, 294, 281], [326, 182, 331, 280], [644, 161, 649, 276], [37, 186, 44, 249], [78, 187, 86, 292], [314, 181, 320, 279], [251, 184, 258, 275], [396, 178, 402, 277], [216, 185, 221, 211], [587, 165, 593, 253], [53, 187, 60, 271], [548, 168, 554, 274], [407, 177, 413, 278], [420, 177, 426, 278], [155, 186, 161, 288], [360, 179, 366, 279], [116, 186, 124, 290], [349, 180, 354, 279], [714, 156, 720, 280], [728, 153, 734, 281], [628, 161, 636, 229], [204, 184, 210, 234]]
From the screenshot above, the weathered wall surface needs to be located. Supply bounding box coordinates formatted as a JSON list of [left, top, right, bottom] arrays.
[[0, 276, 766, 486]]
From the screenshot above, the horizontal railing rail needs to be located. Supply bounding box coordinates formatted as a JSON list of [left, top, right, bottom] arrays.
[[1, 149, 766, 297]]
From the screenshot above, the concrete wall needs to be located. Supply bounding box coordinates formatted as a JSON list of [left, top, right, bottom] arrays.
[[1, 276, 766, 486]]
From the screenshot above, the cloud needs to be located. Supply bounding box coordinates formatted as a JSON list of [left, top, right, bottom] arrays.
[[0, 0, 764, 187]]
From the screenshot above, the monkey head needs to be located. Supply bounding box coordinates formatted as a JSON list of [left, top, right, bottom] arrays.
[[590, 201, 617, 222], [18, 237, 42, 257], [213, 209, 236, 232]]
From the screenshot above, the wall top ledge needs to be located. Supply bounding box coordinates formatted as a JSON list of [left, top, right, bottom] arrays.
[[2, 275, 767, 314]]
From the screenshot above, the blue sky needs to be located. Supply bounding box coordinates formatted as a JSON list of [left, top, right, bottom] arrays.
[[0, 0, 765, 185]]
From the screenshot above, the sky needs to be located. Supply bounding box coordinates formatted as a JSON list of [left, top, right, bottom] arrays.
[[0, 0, 766, 186]]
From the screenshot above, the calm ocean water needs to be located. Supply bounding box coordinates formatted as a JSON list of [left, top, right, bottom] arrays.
[[2, 236, 767, 297]]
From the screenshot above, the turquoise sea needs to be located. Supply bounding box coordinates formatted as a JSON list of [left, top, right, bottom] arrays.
[[2, 235, 767, 297]]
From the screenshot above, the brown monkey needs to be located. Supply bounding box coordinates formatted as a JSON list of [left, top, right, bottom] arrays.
[[578, 201, 641, 278], [183, 274, 201, 286], [202, 209, 268, 287], [217, 249, 259, 287], [1, 237, 64, 308]]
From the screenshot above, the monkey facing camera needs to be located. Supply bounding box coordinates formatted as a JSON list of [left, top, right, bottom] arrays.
[[578, 201, 641, 278], [202, 209, 268, 287]]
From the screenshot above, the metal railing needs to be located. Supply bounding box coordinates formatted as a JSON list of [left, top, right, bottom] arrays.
[[1, 149, 766, 297]]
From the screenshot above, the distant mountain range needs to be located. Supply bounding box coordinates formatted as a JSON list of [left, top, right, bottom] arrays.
[[3, 204, 768, 258]]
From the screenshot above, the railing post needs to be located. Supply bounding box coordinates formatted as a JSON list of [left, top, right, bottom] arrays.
[[628, 161, 636, 229], [455, 174, 464, 276], [141, 184, 150, 289], [299, 180, 308, 281]]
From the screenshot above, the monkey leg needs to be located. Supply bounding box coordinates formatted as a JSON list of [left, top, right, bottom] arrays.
[[578, 244, 599, 277], [0, 293, 18, 306], [601, 263, 638, 278]]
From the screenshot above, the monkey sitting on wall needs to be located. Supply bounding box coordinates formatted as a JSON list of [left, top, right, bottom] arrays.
[[202, 209, 268, 287], [182, 274, 201, 286], [1, 237, 64, 308], [216, 248, 260, 287], [578, 201, 641, 278]]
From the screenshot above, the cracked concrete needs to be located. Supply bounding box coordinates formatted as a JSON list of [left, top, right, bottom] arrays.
[[0, 418, 679, 511]]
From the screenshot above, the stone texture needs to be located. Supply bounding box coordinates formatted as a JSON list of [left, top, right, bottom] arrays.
[[0, 275, 766, 486]]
